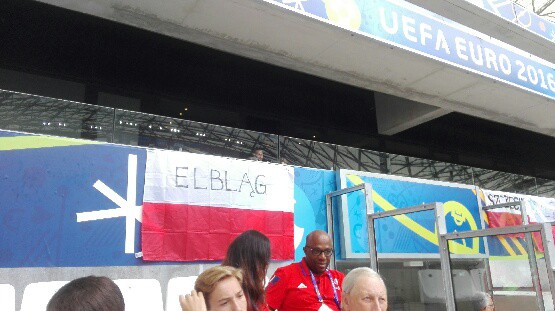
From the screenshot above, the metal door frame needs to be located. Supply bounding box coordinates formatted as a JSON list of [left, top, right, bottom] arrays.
[[328, 186, 555, 311], [325, 183, 372, 270], [439, 223, 555, 311], [365, 202, 455, 310], [481, 201, 546, 309]]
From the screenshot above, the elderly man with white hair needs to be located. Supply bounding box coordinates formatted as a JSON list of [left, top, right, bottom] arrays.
[[341, 267, 388, 311]]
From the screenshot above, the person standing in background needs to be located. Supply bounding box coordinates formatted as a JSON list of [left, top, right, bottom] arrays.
[[249, 149, 264, 161]]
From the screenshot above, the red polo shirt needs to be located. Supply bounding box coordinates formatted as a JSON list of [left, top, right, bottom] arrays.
[[266, 258, 344, 311]]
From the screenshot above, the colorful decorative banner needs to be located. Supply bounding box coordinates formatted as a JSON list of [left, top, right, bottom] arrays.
[[338, 170, 484, 258], [480, 189, 555, 254], [266, 0, 555, 100], [3, 129, 553, 269], [481, 189, 555, 224], [0, 130, 306, 267], [141, 149, 295, 261]]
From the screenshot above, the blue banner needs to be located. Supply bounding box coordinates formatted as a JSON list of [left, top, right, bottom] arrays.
[[340, 171, 485, 256], [0, 131, 340, 267], [0, 133, 147, 267], [293, 167, 337, 260]]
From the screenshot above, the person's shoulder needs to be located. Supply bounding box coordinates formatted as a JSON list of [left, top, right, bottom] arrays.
[[273, 262, 298, 275], [267, 262, 299, 287]]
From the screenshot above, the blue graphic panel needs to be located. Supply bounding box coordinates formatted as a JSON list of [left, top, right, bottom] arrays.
[[0, 141, 147, 267], [293, 167, 336, 261], [344, 174, 484, 255]]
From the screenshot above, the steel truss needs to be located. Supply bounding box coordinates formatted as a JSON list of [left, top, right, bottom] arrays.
[[0, 89, 553, 197]]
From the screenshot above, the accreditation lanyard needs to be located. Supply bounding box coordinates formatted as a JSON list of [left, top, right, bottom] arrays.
[[309, 268, 341, 310]]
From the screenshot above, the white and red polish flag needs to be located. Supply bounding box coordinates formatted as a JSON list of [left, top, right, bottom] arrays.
[[141, 149, 295, 261]]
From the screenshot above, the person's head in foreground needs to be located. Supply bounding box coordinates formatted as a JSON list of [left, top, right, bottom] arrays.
[[341, 267, 388, 311], [303, 230, 334, 275], [47, 276, 124, 311], [194, 266, 247, 311], [473, 292, 494, 311], [223, 230, 270, 310]]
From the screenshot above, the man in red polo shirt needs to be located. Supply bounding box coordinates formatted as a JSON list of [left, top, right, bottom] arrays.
[[266, 230, 343, 311]]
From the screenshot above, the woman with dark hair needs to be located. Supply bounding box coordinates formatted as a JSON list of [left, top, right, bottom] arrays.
[[222, 230, 271, 311]]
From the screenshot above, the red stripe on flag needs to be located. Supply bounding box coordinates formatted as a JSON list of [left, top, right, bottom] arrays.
[[141, 202, 294, 261]]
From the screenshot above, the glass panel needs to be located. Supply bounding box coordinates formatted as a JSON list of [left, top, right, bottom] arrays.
[[0, 89, 114, 142], [388, 154, 412, 177], [472, 170, 540, 195], [389, 154, 474, 185], [334, 145, 362, 170], [472, 169, 516, 192], [536, 178, 555, 198], [448, 232, 545, 311], [278, 136, 334, 169], [0, 89, 549, 195], [374, 210, 441, 311], [113, 109, 278, 160], [433, 163, 474, 185], [504, 174, 537, 195], [359, 149, 383, 173]]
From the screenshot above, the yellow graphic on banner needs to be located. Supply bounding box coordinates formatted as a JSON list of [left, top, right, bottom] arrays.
[[323, 0, 362, 30], [0, 135, 100, 151], [441, 201, 480, 254], [347, 175, 479, 254], [511, 237, 527, 255]]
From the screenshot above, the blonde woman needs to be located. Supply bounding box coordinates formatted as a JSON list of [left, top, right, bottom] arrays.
[[180, 266, 247, 311]]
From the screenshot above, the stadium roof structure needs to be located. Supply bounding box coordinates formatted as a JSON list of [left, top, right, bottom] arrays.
[[1, 89, 553, 197], [517, 0, 555, 22]]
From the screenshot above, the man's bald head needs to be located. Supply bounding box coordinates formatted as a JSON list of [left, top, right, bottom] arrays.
[[305, 230, 331, 245], [303, 230, 333, 274]]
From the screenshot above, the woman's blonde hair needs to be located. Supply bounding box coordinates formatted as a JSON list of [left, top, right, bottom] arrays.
[[195, 266, 244, 308]]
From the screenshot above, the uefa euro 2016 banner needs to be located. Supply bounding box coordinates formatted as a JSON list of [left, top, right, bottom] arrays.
[[265, 0, 555, 100], [141, 149, 295, 261], [338, 170, 485, 258]]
